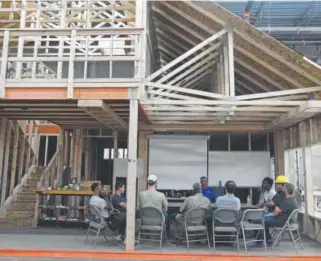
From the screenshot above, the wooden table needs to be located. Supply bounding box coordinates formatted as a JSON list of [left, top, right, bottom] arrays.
[[34, 190, 94, 227], [36, 189, 93, 196]]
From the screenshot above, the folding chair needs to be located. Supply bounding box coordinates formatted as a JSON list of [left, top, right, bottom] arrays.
[[184, 208, 211, 252], [240, 209, 267, 252], [212, 208, 239, 251], [137, 207, 165, 250], [273, 209, 303, 253], [85, 204, 118, 247]]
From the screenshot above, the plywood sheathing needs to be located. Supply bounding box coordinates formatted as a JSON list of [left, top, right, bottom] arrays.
[[157, 1, 321, 90], [185, 1, 321, 86]]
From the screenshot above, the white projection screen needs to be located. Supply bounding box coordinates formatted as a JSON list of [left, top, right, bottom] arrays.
[[149, 135, 209, 190], [209, 151, 271, 187]]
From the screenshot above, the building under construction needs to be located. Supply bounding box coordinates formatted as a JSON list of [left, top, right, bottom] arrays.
[[0, 0, 321, 258]]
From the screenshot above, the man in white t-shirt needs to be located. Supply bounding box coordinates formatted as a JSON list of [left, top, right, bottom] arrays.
[[89, 182, 110, 218], [257, 177, 276, 208]]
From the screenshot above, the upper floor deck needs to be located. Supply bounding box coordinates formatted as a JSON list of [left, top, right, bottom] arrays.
[[0, 0, 145, 99]]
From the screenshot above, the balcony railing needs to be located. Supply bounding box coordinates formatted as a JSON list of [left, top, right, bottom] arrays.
[[0, 28, 142, 83]]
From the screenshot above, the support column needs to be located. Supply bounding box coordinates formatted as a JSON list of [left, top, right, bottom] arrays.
[[112, 131, 118, 194], [125, 99, 138, 252], [18, 128, 26, 184], [227, 28, 235, 96], [223, 43, 230, 96], [0, 119, 7, 190], [1, 122, 12, 205], [274, 131, 285, 176], [9, 121, 20, 195], [84, 136, 91, 181]]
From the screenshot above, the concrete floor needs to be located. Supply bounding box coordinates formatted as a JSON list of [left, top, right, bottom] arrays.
[[0, 227, 320, 256]]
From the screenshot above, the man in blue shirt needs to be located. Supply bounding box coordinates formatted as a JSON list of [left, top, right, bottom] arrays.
[[111, 182, 127, 240], [200, 176, 216, 202]]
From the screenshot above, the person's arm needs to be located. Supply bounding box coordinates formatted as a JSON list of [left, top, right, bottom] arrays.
[[236, 198, 241, 211], [162, 194, 168, 212], [180, 199, 187, 213], [256, 192, 265, 207], [273, 206, 282, 216]]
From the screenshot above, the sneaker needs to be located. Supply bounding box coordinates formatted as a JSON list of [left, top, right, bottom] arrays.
[[254, 240, 273, 247]]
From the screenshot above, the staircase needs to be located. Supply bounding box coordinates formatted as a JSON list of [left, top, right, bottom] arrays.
[[0, 167, 44, 227]]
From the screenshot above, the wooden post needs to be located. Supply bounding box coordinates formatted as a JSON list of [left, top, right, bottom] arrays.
[[70, 129, 76, 178], [1, 121, 12, 205], [18, 132, 26, 184], [64, 131, 69, 166], [0, 119, 7, 190], [274, 131, 285, 176], [44, 136, 49, 166], [84, 136, 91, 180], [227, 29, 235, 96], [112, 131, 118, 194], [9, 121, 20, 195], [223, 43, 230, 96], [56, 130, 65, 187], [125, 99, 139, 251], [25, 121, 34, 170]]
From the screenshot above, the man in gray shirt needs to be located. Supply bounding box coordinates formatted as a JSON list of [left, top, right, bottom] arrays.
[[173, 183, 211, 239], [139, 174, 168, 213], [215, 181, 241, 211]]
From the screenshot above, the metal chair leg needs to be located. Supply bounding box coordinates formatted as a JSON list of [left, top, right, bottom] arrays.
[[185, 224, 190, 252], [94, 227, 101, 248], [236, 231, 240, 251], [159, 225, 164, 251], [206, 231, 211, 250], [242, 227, 247, 253], [85, 228, 90, 243]]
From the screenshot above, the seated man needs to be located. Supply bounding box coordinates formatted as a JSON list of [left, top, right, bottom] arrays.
[[89, 182, 110, 218], [200, 176, 216, 202], [260, 182, 299, 246], [112, 182, 127, 212], [139, 174, 168, 214], [89, 182, 124, 241], [215, 181, 241, 211], [173, 183, 211, 239], [257, 177, 276, 208], [265, 175, 288, 213], [111, 182, 127, 240]]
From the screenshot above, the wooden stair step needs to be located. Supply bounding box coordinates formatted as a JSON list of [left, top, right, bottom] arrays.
[[5, 209, 35, 218], [21, 185, 37, 193], [0, 217, 33, 227], [10, 200, 36, 209], [26, 178, 39, 186], [16, 192, 37, 200]]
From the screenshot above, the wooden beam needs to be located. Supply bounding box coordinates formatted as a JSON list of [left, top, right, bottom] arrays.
[[143, 100, 304, 106], [0, 119, 7, 193], [139, 123, 264, 132], [1, 121, 12, 205], [237, 86, 321, 101], [146, 82, 228, 100], [9, 121, 20, 195], [17, 128, 26, 184], [78, 100, 127, 129], [235, 58, 286, 90], [146, 29, 226, 82], [144, 105, 292, 112], [227, 29, 235, 96]]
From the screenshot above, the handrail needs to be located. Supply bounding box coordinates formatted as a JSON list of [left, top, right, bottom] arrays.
[[37, 149, 61, 189], [0, 165, 36, 216]]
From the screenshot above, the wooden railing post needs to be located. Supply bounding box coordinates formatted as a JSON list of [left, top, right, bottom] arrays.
[[9, 121, 20, 196]]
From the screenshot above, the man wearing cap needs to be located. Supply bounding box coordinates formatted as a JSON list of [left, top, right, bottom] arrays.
[[139, 174, 168, 214], [173, 183, 211, 239]]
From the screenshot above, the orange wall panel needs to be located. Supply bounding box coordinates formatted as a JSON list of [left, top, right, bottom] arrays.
[[26, 124, 61, 134], [73, 87, 128, 99], [5, 88, 67, 100]]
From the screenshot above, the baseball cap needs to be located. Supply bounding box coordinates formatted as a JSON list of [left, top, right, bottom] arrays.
[[147, 174, 158, 182]]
